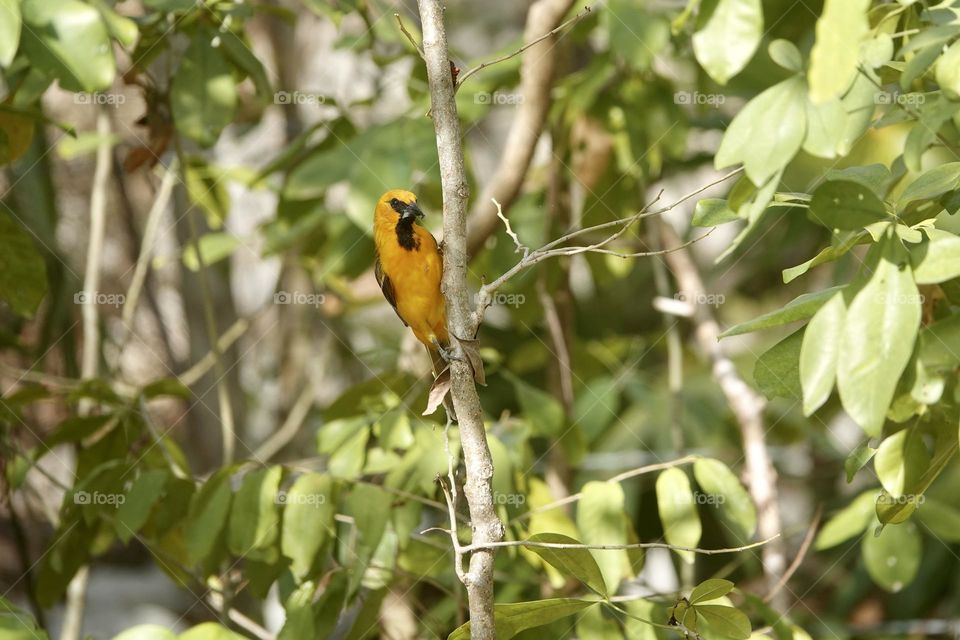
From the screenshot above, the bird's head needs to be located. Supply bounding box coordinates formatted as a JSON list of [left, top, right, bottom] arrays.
[[377, 189, 425, 223]]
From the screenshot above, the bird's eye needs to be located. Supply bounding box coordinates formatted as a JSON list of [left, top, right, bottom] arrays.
[[390, 198, 400, 207]]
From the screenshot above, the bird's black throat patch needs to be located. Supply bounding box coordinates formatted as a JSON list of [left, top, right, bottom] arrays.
[[395, 218, 421, 251]]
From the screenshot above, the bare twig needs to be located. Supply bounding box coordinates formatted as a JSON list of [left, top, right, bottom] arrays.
[[764, 506, 821, 604], [178, 318, 250, 387], [62, 106, 113, 640], [465, 0, 582, 257], [121, 158, 179, 332], [493, 198, 528, 258], [474, 169, 741, 325], [418, 2, 504, 636], [457, 534, 780, 555], [455, 5, 592, 89], [252, 382, 316, 461], [658, 220, 786, 608], [394, 12, 425, 59], [512, 455, 699, 524]]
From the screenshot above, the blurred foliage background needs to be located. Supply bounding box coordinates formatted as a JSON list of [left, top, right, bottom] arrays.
[[3, 0, 960, 638]]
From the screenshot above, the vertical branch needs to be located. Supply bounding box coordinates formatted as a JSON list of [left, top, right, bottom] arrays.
[[466, 0, 577, 256], [417, 2, 504, 637], [658, 221, 786, 606], [62, 106, 112, 640]]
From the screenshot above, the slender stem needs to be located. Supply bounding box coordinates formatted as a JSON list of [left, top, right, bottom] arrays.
[[121, 157, 179, 332], [417, 2, 503, 637], [62, 106, 112, 640], [455, 5, 592, 89]]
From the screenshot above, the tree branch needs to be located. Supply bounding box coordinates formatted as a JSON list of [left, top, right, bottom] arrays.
[[417, 2, 504, 637], [658, 220, 787, 608], [465, 0, 581, 257]]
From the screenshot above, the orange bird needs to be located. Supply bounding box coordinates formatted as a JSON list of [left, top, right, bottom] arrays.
[[373, 189, 455, 416]]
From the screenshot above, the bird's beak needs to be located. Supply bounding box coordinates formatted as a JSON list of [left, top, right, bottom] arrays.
[[401, 202, 425, 221]]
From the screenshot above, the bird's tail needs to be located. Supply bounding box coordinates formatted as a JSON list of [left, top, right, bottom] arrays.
[[429, 346, 458, 423]]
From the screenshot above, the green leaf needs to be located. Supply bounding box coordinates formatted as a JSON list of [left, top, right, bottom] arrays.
[[692, 0, 763, 85], [655, 468, 701, 563], [862, 520, 921, 592], [181, 233, 240, 271], [606, 0, 670, 71], [91, 0, 138, 48], [898, 163, 960, 208], [116, 469, 168, 543], [911, 229, 960, 285], [511, 375, 565, 437], [845, 444, 876, 483], [0, 0, 21, 67], [689, 578, 734, 604], [577, 481, 630, 593], [46, 414, 115, 448], [179, 623, 248, 640], [112, 625, 177, 640], [345, 483, 393, 594], [803, 97, 847, 159], [826, 164, 892, 198], [448, 599, 597, 640], [692, 459, 757, 541], [935, 39, 960, 98], [754, 327, 803, 401], [523, 533, 608, 597], [783, 232, 863, 283], [0, 210, 47, 317], [768, 39, 802, 72], [692, 198, 740, 227], [715, 76, 806, 185], [227, 466, 282, 557], [171, 30, 237, 148], [874, 428, 928, 497], [184, 469, 234, 566], [695, 604, 751, 640], [721, 286, 844, 337], [814, 490, 877, 550], [20, 0, 115, 92], [807, 0, 870, 104], [220, 30, 272, 101], [800, 291, 846, 415], [837, 237, 921, 436], [808, 180, 889, 230], [917, 498, 960, 542], [280, 472, 335, 580]]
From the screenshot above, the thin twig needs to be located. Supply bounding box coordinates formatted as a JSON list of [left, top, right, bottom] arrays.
[[455, 534, 780, 554], [394, 13, 425, 59], [62, 106, 113, 640], [455, 5, 593, 89], [764, 506, 821, 603], [253, 382, 316, 461], [121, 158, 179, 332], [474, 169, 741, 326], [493, 198, 528, 258], [178, 318, 250, 387], [512, 455, 699, 524]]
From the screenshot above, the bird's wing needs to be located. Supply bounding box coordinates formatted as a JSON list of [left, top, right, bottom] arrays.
[[374, 254, 407, 326]]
